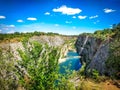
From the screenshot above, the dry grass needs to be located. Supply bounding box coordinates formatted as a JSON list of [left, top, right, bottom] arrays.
[[71, 77, 120, 90], [78, 80, 120, 90]]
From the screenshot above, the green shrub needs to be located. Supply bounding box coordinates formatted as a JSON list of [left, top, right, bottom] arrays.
[[17, 39, 62, 90], [92, 69, 99, 80], [0, 48, 17, 90]]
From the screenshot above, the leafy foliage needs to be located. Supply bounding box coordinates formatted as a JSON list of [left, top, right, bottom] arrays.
[[0, 48, 17, 90], [80, 23, 120, 79], [106, 23, 120, 79], [17, 40, 60, 90], [91, 69, 99, 79], [0, 31, 61, 43]]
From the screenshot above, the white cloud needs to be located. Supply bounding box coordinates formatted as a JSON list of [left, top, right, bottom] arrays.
[[53, 5, 82, 15], [72, 26, 76, 29], [89, 15, 98, 19], [0, 29, 2, 32], [110, 25, 112, 27], [55, 24, 59, 26], [45, 12, 50, 15], [72, 16, 76, 19], [3, 28, 9, 30], [103, 8, 116, 13], [0, 16, 6, 19], [78, 15, 87, 19], [0, 24, 15, 28], [0, 24, 16, 33], [109, 25, 113, 28], [27, 17, 37, 21], [93, 20, 100, 24], [17, 19, 23, 22], [65, 21, 72, 24], [9, 25, 15, 27], [7, 30, 15, 34]]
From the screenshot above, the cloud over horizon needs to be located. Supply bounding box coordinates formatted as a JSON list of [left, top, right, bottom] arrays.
[[78, 15, 87, 19], [72, 16, 76, 19], [104, 8, 116, 13], [93, 20, 100, 24], [65, 21, 72, 24], [7, 30, 15, 34], [27, 17, 37, 21], [53, 5, 82, 15], [0, 24, 16, 33], [89, 15, 98, 19], [54, 24, 59, 27], [44, 12, 50, 15], [17, 19, 23, 22], [0, 15, 6, 19], [9, 25, 15, 27], [0, 0, 119, 35]]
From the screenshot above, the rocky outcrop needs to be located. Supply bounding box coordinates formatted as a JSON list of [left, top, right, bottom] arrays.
[[75, 35, 109, 75], [0, 35, 69, 89], [29, 35, 77, 59], [0, 35, 66, 60], [29, 35, 65, 47]]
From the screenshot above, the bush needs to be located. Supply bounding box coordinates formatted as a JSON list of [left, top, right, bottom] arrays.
[[0, 48, 18, 90], [17, 40, 61, 90], [92, 69, 99, 80]]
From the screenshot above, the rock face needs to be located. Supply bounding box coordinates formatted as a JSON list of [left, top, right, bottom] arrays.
[[29, 35, 65, 47], [0, 35, 69, 89], [0, 35, 66, 60], [75, 35, 109, 75]]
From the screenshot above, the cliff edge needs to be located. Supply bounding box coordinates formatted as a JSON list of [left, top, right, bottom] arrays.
[[75, 35, 109, 75]]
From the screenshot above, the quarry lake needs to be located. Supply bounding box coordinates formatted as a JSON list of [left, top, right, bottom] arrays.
[[59, 51, 81, 74]]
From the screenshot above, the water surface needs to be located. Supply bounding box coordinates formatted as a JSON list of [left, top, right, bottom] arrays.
[[59, 51, 81, 74]]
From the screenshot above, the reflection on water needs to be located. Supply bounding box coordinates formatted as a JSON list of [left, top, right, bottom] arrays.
[[59, 51, 81, 74]]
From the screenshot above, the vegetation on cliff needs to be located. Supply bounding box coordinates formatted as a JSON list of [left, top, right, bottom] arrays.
[[0, 32, 60, 43], [78, 23, 120, 79], [17, 39, 60, 90], [0, 37, 77, 90], [92, 23, 120, 79], [105, 24, 120, 79], [0, 49, 18, 90], [0, 24, 120, 89]]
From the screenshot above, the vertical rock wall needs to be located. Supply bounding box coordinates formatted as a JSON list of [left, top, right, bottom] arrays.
[[75, 35, 109, 75]]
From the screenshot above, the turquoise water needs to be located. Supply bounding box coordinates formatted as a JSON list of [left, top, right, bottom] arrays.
[[59, 51, 81, 74]]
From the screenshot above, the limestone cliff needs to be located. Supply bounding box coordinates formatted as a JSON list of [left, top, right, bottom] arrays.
[[0, 35, 72, 89], [75, 35, 109, 75], [29, 35, 65, 47]]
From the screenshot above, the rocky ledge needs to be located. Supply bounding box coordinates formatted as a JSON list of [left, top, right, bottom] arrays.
[[75, 35, 110, 75]]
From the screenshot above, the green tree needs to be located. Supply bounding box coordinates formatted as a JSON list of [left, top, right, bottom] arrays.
[[17, 40, 60, 90]]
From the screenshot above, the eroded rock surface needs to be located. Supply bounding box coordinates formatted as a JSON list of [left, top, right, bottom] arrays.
[[75, 35, 109, 75]]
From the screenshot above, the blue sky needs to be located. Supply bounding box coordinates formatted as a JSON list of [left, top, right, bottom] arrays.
[[0, 0, 120, 35]]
